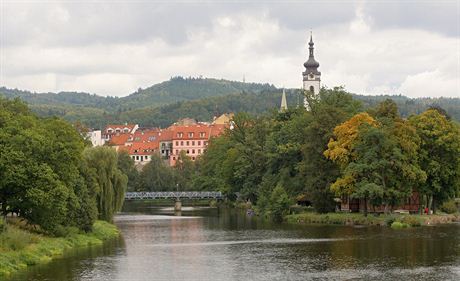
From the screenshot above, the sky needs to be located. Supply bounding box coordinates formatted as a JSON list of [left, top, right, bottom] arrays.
[[0, 0, 459, 98]]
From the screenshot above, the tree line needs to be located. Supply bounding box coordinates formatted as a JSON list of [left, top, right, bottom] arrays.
[[191, 88, 460, 217], [0, 98, 128, 235]]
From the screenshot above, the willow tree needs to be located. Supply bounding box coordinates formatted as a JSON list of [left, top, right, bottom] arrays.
[[83, 147, 127, 222]]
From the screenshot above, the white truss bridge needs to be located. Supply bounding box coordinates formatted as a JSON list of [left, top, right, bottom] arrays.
[[125, 191, 223, 200]]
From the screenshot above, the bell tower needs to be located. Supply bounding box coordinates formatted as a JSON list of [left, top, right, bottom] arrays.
[[302, 32, 321, 108]]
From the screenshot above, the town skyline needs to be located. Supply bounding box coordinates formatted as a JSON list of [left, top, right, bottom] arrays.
[[1, 1, 459, 98]]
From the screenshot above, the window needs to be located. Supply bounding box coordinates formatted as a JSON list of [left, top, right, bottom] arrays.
[[107, 129, 113, 133], [198, 141, 201, 146], [162, 143, 165, 148], [186, 141, 189, 146], [135, 137, 140, 141], [161, 150, 165, 154], [136, 156, 139, 160], [186, 150, 190, 154], [204, 141, 208, 146], [176, 141, 179, 146], [200, 132, 205, 138], [177, 132, 183, 138], [115, 129, 121, 133], [173, 157, 176, 160], [181, 141, 184, 146], [192, 149, 195, 154], [188, 132, 194, 138], [309, 85, 314, 94], [192, 157, 195, 160], [145, 156, 149, 160], [148, 136, 155, 141], [192, 141, 195, 146], [198, 149, 201, 154], [123, 128, 129, 133]]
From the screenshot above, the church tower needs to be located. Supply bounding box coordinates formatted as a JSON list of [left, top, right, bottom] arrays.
[[302, 33, 321, 108]]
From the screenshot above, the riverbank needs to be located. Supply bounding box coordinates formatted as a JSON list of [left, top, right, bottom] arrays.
[[285, 212, 460, 227], [0, 220, 120, 278]]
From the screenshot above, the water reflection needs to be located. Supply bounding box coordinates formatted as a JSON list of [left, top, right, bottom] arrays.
[[11, 202, 460, 281]]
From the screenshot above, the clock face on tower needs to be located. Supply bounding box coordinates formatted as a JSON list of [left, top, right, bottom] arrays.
[[309, 74, 314, 79]]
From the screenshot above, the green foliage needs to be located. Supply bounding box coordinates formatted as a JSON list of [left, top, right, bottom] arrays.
[[83, 147, 128, 222], [117, 151, 140, 191], [440, 200, 458, 214], [0, 220, 119, 277], [390, 221, 408, 229], [325, 101, 427, 215], [398, 216, 422, 227], [137, 154, 176, 191], [409, 109, 460, 211], [267, 185, 293, 222]]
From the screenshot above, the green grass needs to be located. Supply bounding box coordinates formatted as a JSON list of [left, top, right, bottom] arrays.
[[285, 212, 459, 227], [0, 220, 119, 278]]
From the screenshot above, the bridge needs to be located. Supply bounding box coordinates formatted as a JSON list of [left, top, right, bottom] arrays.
[[124, 191, 224, 201]]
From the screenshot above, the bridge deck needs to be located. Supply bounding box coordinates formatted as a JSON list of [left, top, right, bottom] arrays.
[[125, 191, 223, 200]]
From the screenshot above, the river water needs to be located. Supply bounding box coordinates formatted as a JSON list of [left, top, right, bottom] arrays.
[[11, 202, 460, 281]]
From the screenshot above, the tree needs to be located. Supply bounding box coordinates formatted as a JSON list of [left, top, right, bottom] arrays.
[[83, 147, 127, 222], [409, 109, 460, 212], [325, 100, 425, 215], [138, 154, 175, 191], [299, 87, 362, 213], [117, 150, 139, 191]]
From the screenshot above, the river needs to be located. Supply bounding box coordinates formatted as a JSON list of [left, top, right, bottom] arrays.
[[11, 202, 460, 281]]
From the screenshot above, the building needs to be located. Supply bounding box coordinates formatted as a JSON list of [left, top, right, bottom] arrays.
[[212, 113, 234, 125], [159, 129, 173, 159], [302, 33, 321, 109], [86, 130, 105, 147], [102, 123, 139, 141], [169, 124, 226, 166]]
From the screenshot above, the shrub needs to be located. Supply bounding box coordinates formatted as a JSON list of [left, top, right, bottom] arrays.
[[440, 200, 458, 214], [0, 218, 5, 233], [399, 216, 421, 227], [385, 216, 397, 226], [391, 221, 408, 229], [268, 185, 292, 223]]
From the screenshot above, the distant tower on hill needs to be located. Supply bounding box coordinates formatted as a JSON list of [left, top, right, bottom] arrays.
[[280, 89, 288, 111], [302, 32, 321, 109]]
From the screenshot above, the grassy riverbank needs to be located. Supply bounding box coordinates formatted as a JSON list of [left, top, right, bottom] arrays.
[[0, 220, 119, 278], [285, 212, 460, 227]]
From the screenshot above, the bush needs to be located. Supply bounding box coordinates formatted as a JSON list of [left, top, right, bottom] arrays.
[[0, 218, 5, 233], [391, 221, 408, 229], [268, 185, 292, 222], [399, 216, 421, 227], [385, 216, 397, 226], [440, 200, 458, 214]]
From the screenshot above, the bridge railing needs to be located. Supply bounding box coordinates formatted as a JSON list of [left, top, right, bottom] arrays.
[[125, 191, 223, 200]]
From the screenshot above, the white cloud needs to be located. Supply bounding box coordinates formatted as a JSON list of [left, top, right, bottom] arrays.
[[0, 2, 459, 98]]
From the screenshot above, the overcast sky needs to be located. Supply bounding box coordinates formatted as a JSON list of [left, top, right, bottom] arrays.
[[1, 0, 459, 98]]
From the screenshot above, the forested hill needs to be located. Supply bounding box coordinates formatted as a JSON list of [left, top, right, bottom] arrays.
[[0, 77, 459, 128], [0, 77, 276, 111]]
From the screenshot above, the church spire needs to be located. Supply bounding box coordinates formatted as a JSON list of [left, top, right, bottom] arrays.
[[303, 32, 320, 75], [280, 89, 288, 111]]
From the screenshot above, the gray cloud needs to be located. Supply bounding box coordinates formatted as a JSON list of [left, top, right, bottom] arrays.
[[1, 1, 459, 98]]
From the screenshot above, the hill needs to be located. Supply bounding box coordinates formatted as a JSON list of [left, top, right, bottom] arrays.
[[1, 77, 459, 128]]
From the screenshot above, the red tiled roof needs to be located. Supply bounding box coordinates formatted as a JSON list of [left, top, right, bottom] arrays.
[[109, 134, 131, 146], [128, 141, 159, 155], [158, 129, 173, 141]]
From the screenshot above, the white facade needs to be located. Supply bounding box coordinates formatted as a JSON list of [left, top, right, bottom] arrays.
[[303, 74, 321, 109], [87, 130, 105, 147]]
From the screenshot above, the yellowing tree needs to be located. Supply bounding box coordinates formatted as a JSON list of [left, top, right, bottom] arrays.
[[324, 112, 378, 168]]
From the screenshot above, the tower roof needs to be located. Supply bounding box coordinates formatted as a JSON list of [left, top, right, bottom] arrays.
[[303, 33, 320, 75], [280, 89, 288, 111]]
